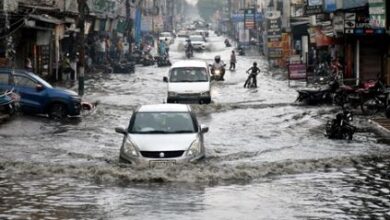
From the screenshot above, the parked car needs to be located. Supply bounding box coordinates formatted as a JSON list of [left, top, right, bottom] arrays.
[[0, 68, 81, 119], [115, 104, 208, 167], [163, 60, 211, 104], [159, 32, 175, 44], [188, 35, 207, 51]]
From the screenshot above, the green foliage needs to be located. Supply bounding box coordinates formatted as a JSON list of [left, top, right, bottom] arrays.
[[197, 0, 224, 21]]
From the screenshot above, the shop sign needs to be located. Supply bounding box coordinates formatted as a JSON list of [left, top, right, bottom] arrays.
[[231, 13, 263, 23], [342, 0, 368, 9], [244, 8, 256, 29], [324, 0, 337, 12], [267, 17, 282, 42], [333, 14, 344, 33], [269, 48, 283, 58], [288, 64, 307, 80], [344, 8, 386, 35], [304, 0, 323, 16], [369, 0, 386, 28]]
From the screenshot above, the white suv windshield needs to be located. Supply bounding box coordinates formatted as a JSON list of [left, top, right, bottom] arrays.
[[130, 112, 196, 134], [189, 36, 203, 42], [169, 67, 208, 82]]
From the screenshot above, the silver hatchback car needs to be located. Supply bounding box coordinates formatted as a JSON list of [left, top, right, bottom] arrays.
[[115, 104, 208, 167]]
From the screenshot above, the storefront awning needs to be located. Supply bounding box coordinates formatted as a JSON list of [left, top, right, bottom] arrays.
[[29, 14, 63, 25]]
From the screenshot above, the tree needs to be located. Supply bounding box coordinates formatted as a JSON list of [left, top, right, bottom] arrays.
[[197, 0, 224, 22]]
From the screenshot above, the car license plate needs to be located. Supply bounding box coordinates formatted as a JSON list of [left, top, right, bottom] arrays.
[[150, 161, 176, 168]]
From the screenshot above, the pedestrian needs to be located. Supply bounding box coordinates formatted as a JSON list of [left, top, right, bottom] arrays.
[[229, 50, 236, 71], [25, 58, 33, 72], [244, 62, 261, 88], [117, 37, 124, 60]]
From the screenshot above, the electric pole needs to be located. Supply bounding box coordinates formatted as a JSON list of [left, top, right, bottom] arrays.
[[126, 0, 133, 54], [77, 0, 86, 96]]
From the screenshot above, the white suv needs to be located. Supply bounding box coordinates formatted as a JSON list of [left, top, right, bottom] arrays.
[[163, 60, 211, 104]]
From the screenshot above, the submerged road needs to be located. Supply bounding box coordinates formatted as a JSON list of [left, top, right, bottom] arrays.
[[1, 33, 390, 220]]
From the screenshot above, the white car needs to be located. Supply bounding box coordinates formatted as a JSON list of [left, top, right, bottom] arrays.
[[188, 35, 207, 50], [163, 60, 211, 104], [159, 32, 175, 44], [115, 104, 208, 167]]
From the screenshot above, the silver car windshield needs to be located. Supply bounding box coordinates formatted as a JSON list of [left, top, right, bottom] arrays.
[[130, 112, 197, 134], [189, 36, 204, 42], [170, 67, 208, 82]]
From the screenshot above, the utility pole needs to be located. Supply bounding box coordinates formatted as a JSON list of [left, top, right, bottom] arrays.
[[126, 0, 133, 54], [77, 0, 87, 96]]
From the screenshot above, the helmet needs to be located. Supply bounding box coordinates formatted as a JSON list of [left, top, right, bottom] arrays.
[[253, 62, 257, 67], [215, 55, 221, 63]]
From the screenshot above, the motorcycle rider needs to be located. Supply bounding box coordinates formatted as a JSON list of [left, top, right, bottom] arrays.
[[244, 62, 260, 88], [225, 38, 231, 47], [185, 39, 193, 57], [211, 55, 225, 80]]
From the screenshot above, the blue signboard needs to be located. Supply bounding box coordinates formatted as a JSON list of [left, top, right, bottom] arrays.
[[231, 13, 263, 23], [324, 0, 336, 12], [343, 0, 368, 9]]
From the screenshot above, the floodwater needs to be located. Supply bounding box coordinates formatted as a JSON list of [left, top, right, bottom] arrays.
[[1, 33, 390, 220]]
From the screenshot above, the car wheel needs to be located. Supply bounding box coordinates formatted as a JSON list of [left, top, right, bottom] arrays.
[[49, 103, 68, 119]]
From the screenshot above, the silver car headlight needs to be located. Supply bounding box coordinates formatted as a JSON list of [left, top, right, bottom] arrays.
[[215, 70, 221, 75], [168, 92, 177, 97], [187, 139, 201, 157], [123, 139, 139, 157], [201, 91, 210, 97]]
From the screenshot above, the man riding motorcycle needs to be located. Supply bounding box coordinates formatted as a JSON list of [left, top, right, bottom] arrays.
[[210, 55, 226, 80]]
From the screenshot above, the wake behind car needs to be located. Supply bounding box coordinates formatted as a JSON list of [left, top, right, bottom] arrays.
[[164, 60, 211, 104], [115, 104, 208, 167], [0, 68, 81, 119]]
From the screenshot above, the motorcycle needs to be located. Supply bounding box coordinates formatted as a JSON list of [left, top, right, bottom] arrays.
[[185, 45, 193, 59], [237, 45, 245, 56], [155, 55, 172, 67], [296, 78, 340, 105], [359, 80, 390, 116], [225, 40, 232, 47], [313, 62, 332, 85], [209, 64, 226, 81], [333, 80, 376, 108], [325, 111, 356, 140], [0, 89, 19, 117], [140, 52, 155, 66], [112, 60, 135, 73]]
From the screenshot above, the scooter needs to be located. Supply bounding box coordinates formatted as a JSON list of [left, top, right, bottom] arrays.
[[210, 64, 226, 81], [0, 89, 19, 117], [225, 40, 232, 47], [325, 111, 356, 140], [155, 55, 172, 67]]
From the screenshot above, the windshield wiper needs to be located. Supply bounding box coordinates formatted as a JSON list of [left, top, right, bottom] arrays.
[[130, 130, 168, 134], [171, 130, 195, 133]]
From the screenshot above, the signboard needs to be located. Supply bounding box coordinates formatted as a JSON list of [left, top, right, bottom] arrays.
[[267, 18, 282, 41], [269, 48, 283, 58], [324, 0, 337, 12], [304, 0, 323, 15], [288, 63, 307, 80], [231, 13, 263, 23], [244, 9, 256, 29], [369, 0, 386, 28]]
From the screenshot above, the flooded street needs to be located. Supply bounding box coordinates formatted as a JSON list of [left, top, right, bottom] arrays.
[[1, 33, 390, 220]]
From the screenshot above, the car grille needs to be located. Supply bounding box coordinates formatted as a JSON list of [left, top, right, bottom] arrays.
[[180, 93, 200, 98], [140, 151, 185, 158]]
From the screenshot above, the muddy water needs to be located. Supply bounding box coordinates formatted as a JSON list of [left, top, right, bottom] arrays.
[[1, 33, 390, 219]]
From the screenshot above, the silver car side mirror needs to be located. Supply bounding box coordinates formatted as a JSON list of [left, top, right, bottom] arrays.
[[200, 125, 209, 133], [115, 127, 127, 135]]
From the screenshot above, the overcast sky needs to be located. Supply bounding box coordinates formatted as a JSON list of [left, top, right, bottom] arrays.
[[185, 0, 198, 5]]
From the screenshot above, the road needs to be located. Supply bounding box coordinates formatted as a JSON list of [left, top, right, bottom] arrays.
[[1, 33, 390, 220]]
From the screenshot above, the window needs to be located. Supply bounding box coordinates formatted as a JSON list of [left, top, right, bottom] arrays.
[[170, 68, 208, 82], [14, 75, 36, 88], [0, 74, 9, 85], [130, 112, 196, 134]]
